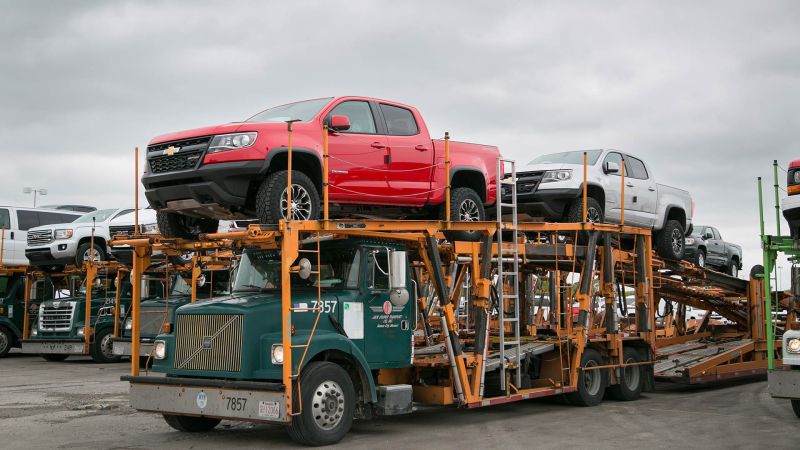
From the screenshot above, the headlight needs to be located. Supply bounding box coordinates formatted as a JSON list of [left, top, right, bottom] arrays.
[[154, 340, 167, 359], [30, 328, 38, 337], [141, 223, 158, 234], [54, 229, 73, 240], [787, 338, 800, 353], [271, 344, 284, 364], [208, 132, 258, 153], [541, 169, 572, 183], [124, 317, 132, 330], [794, 171, 800, 184], [685, 238, 696, 245], [77, 327, 85, 337]]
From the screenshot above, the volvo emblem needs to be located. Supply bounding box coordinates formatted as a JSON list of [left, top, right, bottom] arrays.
[[201, 336, 213, 349], [196, 391, 208, 409], [164, 146, 180, 156]]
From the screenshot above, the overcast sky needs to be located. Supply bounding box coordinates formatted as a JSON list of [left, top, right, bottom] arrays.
[[1, 0, 798, 286]]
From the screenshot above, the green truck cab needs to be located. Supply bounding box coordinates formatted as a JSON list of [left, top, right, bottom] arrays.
[[113, 269, 231, 358], [0, 269, 28, 357], [127, 238, 415, 445], [21, 273, 132, 363]]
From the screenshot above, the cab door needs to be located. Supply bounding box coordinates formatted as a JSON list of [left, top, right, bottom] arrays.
[[0, 208, 14, 265], [621, 155, 657, 227], [324, 100, 390, 204], [378, 103, 434, 206], [362, 247, 412, 366]]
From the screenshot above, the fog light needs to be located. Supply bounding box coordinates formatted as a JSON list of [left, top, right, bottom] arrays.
[[154, 340, 167, 360], [271, 344, 284, 364], [787, 338, 800, 354], [124, 317, 132, 330]]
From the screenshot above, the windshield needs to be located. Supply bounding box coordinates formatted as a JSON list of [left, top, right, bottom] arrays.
[[246, 98, 333, 123], [528, 150, 603, 165], [233, 247, 360, 292], [74, 208, 130, 223], [168, 272, 230, 299], [690, 227, 706, 237]]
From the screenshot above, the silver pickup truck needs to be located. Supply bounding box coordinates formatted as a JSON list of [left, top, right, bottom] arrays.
[[508, 149, 694, 259]]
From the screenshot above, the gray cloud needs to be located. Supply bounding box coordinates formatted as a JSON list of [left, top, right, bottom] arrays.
[[1, 0, 798, 285]]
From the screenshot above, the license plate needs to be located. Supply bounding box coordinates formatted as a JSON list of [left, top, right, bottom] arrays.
[[258, 401, 280, 419], [43, 342, 78, 352]]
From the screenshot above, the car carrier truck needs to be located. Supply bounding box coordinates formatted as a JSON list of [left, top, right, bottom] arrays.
[[117, 213, 657, 446]]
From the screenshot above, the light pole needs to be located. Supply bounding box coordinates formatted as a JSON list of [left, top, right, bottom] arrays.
[[23, 187, 47, 207]]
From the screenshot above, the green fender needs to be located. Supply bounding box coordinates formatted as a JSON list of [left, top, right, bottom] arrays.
[[0, 318, 22, 341], [292, 330, 377, 403]]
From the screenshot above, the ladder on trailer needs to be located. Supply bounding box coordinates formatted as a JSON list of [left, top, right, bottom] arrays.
[[495, 158, 521, 391]]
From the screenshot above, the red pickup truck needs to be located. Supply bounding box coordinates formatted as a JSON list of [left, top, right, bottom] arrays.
[[141, 96, 500, 240]]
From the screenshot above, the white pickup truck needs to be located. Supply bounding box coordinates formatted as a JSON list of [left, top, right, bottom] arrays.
[[25, 208, 155, 267], [508, 149, 694, 259]]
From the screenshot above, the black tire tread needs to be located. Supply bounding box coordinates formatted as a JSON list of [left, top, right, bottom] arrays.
[[75, 241, 106, 267], [606, 347, 644, 401], [655, 219, 685, 260], [442, 187, 485, 242], [90, 327, 121, 363], [157, 211, 218, 240], [0, 326, 12, 357], [42, 354, 69, 362], [256, 170, 320, 224], [565, 197, 604, 223], [566, 348, 607, 407], [286, 361, 355, 446]]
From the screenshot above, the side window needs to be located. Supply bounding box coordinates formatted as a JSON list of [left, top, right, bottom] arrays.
[[328, 101, 377, 134], [39, 212, 76, 226], [0, 208, 10, 230], [713, 228, 722, 240], [346, 250, 361, 289], [368, 249, 389, 290], [380, 104, 419, 136], [16, 210, 39, 230], [627, 157, 649, 180], [602, 152, 623, 175]]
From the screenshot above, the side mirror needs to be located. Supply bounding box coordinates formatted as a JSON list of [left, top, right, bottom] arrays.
[[388, 250, 409, 306], [330, 115, 351, 132], [603, 161, 620, 174], [297, 258, 312, 280], [196, 274, 206, 287]]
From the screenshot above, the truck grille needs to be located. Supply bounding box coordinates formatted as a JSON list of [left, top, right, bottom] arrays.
[[173, 314, 243, 372], [515, 171, 545, 194], [27, 229, 53, 246], [39, 301, 76, 331], [148, 137, 211, 174], [109, 225, 138, 235], [138, 307, 170, 338]]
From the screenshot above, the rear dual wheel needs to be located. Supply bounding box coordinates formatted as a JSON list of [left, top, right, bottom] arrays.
[[606, 347, 644, 401], [566, 348, 607, 406]]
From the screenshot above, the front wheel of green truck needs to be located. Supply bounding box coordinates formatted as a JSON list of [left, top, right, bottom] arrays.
[[41, 354, 69, 362], [0, 326, 12, 357], [287, 361, 355, 446], [90, 328, 122, 363], [163, 414, 221, 432]]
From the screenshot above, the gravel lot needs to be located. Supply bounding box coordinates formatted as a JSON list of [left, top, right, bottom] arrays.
[[1, 351, 797, 449]]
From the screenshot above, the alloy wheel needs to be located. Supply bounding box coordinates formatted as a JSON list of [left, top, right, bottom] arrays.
[[458, 199, 480, 221], [281, 184, 313, 220], [671, 228, 683, 255]]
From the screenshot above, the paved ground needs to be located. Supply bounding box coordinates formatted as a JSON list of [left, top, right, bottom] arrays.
[[1, 351, 797, 449]]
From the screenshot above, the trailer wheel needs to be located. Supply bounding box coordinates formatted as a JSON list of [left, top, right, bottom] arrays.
[[257, 170, 320, 223], [41, 354, 69, 362], [606, 347, 643, 401], [566, 348, 607, 406], [442, 187, 485, 242], [792, 399, 800, 418], [90, 328, 122, 363], [157, 210, 219, 239], [0, 326, 12, 357], [655, 219, 685, 260], [286, 361, 355, 446], [163, 414, 221, 432]]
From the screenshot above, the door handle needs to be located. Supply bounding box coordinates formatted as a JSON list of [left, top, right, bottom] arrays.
[[648, 187, 656, 191], [371, 142, 385, 149], [414, 145, 430, 151], [626, 183, 634, 188]]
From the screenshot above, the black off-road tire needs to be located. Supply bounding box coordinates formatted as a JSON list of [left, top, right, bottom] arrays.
[[442, 187, 485, 242], [606, 347, 644, 401], [75, 242, 106, 267], [728, 258, 740, 278], [656, 219, 685, 260], [42, 354, 69, 362], [566, 348, 607, 407], [90, 327, 122, 363], [157, 211, 219, 239], [163, 414, 221, 432], [286, 361, 355, 446], [565, 197, 604, 224], [0, 326, 12, 357], [256, 170, 320, 224], [750, 264, 764, 279], [695, 249, 706, 268]]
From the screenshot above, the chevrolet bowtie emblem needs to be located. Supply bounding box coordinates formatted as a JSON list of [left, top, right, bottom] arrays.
[[164, 146, 180, 156]]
